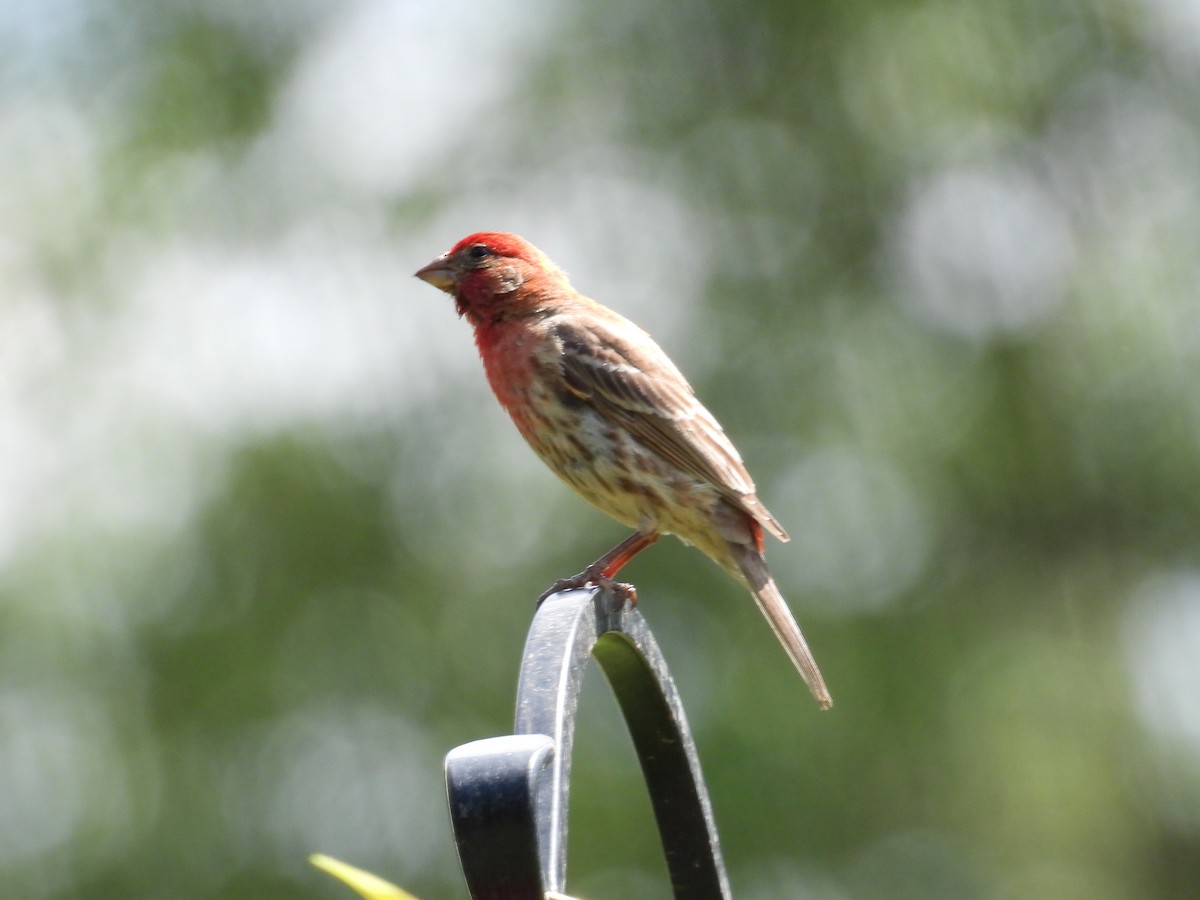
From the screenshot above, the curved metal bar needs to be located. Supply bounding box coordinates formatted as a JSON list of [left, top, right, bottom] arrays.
[[445, 734, 556, 899], [445, 587, 731, 899]]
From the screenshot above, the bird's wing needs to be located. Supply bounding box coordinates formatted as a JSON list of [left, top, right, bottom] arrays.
[[551, 312, 789, 542]]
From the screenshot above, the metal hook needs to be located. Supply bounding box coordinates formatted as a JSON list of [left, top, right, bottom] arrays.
[[446, 587, 731, 899]]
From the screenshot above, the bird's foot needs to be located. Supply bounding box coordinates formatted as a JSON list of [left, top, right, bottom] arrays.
[[537, 564, 638, 608], [603, 577, 638, 608]]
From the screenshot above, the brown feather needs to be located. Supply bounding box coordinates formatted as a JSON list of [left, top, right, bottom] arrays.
[[731, 542, 832, 709], [550, 313, 790, 543]]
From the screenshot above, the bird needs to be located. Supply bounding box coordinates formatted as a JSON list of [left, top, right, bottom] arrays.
[[415, 232, 832, 709]]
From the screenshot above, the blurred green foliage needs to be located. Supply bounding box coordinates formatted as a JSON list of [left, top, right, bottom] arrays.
[[1, 0, 1199, 897]]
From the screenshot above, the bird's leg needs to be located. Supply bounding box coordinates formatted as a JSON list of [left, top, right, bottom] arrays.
[[538, 530, 661, 607]]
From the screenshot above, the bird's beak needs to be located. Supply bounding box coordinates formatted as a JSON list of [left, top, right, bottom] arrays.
[[414, 253, 458, 292]]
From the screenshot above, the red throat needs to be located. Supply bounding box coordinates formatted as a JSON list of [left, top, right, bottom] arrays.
[[471, 315, 539, 421]]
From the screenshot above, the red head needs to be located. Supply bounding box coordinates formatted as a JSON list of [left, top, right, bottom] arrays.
[[414, 232, 570, 325]]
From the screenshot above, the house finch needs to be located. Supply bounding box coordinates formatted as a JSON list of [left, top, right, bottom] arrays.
[[415, 232, 832, 709]]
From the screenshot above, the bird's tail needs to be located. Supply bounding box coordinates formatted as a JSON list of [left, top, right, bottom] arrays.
[[731, 543, 833, 710]]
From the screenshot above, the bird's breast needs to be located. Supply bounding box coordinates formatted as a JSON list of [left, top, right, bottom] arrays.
[[473, 319, 727, 542]]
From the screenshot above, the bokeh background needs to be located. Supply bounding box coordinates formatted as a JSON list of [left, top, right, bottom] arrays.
[[3, 0, 1200, 897]]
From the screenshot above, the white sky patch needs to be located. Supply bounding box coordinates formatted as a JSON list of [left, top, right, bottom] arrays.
[[0, 292, 68, 561], [771, 447, 933, 613], [275, 0, 554, 195], [1124, 571, 1200, 752], [1141, 0, 1200, 67], [0, 685, 145, 878], [107, 215, 472, 434], [1122, 570, 1200, 833], [0, 98, 98, 253], [893, 164, 1075, 341]]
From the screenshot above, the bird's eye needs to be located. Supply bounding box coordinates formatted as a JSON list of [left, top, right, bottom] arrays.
[[467, 244, 490, 261]]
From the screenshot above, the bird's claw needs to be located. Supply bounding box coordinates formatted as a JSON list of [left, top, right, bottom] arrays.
[[537, 566, 638, 608], [536, 577, 584, 604]]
